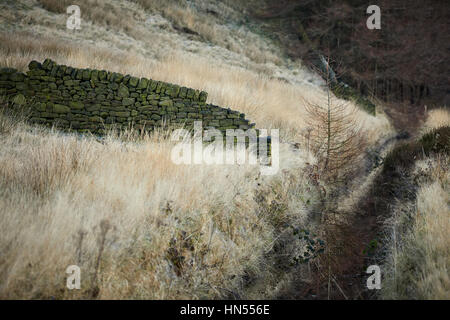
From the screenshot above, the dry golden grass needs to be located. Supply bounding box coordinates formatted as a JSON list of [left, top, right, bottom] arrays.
[[381, 155, 450, 299], [381, 114, 449, 300], [30, 0, 282, 67], [421, 108, 450, 133], [0, 0, 396, 300], [0, 32, 392, 144], [0, 112, 317, 299], [2, 1, 393, 145]]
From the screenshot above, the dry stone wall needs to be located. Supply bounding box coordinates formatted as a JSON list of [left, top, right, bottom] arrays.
[[0, 59, 254, 134]]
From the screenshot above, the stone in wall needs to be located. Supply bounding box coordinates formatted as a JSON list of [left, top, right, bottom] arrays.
[[0, 59, 255, 135]]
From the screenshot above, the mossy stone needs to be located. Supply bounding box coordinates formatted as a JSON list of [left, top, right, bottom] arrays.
[[16, 82, 28, 90], [11, 73, 25, 82], [89, 116, 103, 122], [42, 58, 53, 70], [138, 78, 148, 89], [69, 101, 84, 110], [149, 80, 157, 92], [186, 88, 195, 99], [159, 99, 173, 107], [91, 70, 99, 81], [122, 97, 135, 106], [34, 102, 46, 111], [28, 61, 42, 70], [12, 93, 26, 105], [114, 73, 124, 83], [155, 81, 162, 93], [199, 91, 208, 102], [111, 111, 130, 117], [53, 104, 70, 113], [118, 83, 129, 98], [129, 77, 139, 87], [98, 70, 107, 81]]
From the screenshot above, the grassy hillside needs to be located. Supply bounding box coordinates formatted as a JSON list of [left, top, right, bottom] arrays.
[[0, 111, 316, 299], [0, 0, 414, 300], [380, 110, 450, 299], [0, 0, 392, 142]]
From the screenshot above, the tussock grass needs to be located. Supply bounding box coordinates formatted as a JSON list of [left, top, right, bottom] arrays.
[[421, 108, 450, 133], [381, 155, 449, 299], [0, 31, 392, 144], [381, 114, 449, 300], [32, 0, 282, 67], [0, 113, 316, 299], [0, 0, 395, 299], [1, 0, 392, 145]]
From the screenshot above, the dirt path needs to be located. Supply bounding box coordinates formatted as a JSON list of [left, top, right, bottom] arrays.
[[293, 103, 427, 300], [383, 103, 427, 139]]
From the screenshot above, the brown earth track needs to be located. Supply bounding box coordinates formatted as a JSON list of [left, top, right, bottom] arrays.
[[383, 103, 427, 140], [294, 103, 427, 300]]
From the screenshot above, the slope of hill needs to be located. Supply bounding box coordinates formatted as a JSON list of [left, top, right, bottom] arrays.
[[1, 0, 393, 141], [380, 110, 449, 299], [0, 0, 401, 299]]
